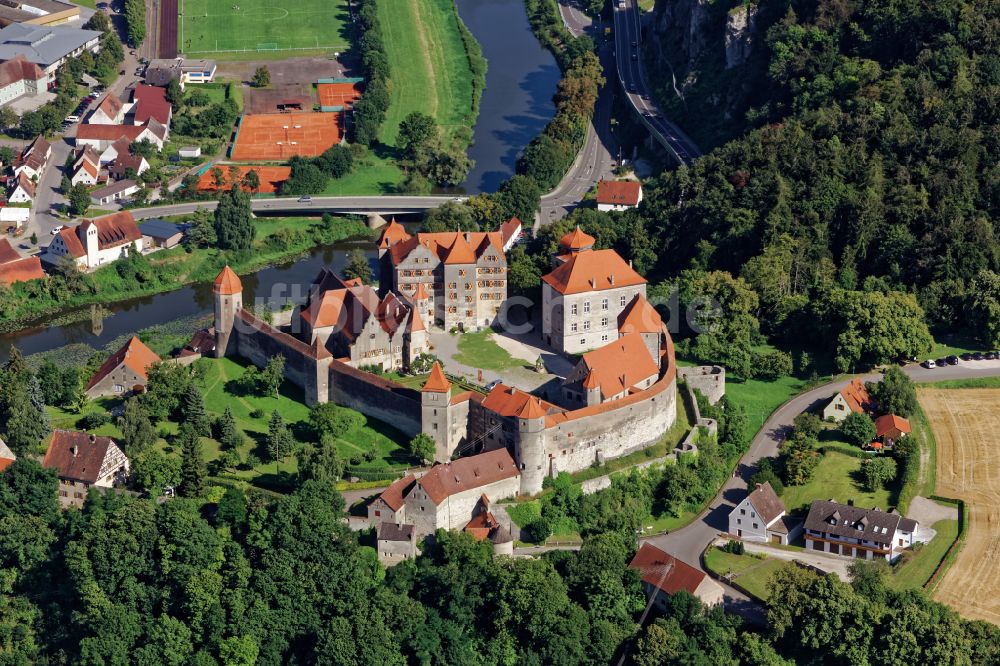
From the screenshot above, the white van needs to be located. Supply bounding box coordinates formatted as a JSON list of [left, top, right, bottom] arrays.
[[64, 115, 80, 123]]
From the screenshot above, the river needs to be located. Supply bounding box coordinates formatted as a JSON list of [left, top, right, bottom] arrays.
[[457, 0, 561, 193], [0, 1, 559, 358]]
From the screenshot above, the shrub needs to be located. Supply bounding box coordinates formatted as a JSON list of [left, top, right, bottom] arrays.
[[721, 540, 745, 555], [77, 412, 111, 430], [524, 516, 553, 544], [841, 412, 876, 447]]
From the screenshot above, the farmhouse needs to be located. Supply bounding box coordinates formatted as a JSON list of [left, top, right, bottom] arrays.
[[75, 119, 167, 152], [727, 482, 802, 545], [0, 55, 48, 106], [803, 499, 920, 562], [596, 179, 642, 212], [629, 543, 725, 608], [541, 227, 648, 354], [0, 23, 99, 74], [0, 237, 43, 284], [85, 335, 160, 398], [42, 430, 130, 508], [822, 379, 875, 422], [6, 171, 34, 202], [87, 93, 129, 125], [46, 211, 143, 269], [13, 133, 50, 179]]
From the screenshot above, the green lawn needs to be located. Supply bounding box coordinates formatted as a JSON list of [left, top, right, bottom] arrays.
[[887, 519, 960, 590], [781, 450, 897, 513], [376, 0, 478, 147], [726, 374, 810, 444], [454, 330, 528, 372], [179, 0, 351, 59], [703, 548, 796, 602], [928, 335, 986, 358], [320, 151, 402, 196]]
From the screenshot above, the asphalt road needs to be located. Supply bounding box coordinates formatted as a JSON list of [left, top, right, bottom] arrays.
[[642, 359, 1000, 619], [125, 195, 461, 220], [612, 0, 701, 165]]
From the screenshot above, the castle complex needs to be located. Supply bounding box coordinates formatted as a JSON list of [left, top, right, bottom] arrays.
[[209, 223, 678, 496]]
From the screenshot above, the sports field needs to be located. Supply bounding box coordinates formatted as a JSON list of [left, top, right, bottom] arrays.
[[230, 112, 340, 161], [919, 387, 1000, 625], [317, 82, 364, 108], [197, 165, 290, 193], [178, 0, 351, 59], [376, 0, 478, 146]]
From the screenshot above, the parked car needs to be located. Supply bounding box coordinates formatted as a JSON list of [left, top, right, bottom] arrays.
[[297, 195, 312, 203], [50, 225, 64, 235], [985, 352, 997, 360], [960, 352, 973, 361], [973, 351, 984, 360], [485, 380, 500, 391], [947, 355, 959, 365], [936, 358, 948, 367]]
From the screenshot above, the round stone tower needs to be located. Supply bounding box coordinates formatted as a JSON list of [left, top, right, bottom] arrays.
[[213, 265, 243, 358]]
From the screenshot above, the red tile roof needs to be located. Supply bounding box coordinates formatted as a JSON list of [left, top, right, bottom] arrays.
[[0, 238, 19, 264], [76, 124, 150, 143], [875, 414, 911, 438], [559, 226, 595, 252], [55, 226, 86, 258], [213, 265, 242, 295], [42, 430, 122, 485], [575, 333, 659, 399], [745, 482, 786, 525], [839, 379, 874, 414], [0, 55, 44, 88], [596, 179, 642, 206], [500, 216, 522, 245], [80, 211, 142, 251], [618, 294, 663, 334], [377, 473, 416, 511], [482, 383, 564, 419], [377, 218, 411, 249], [541, 248, 646, 295], [422, 362, 451, 393], [93, 94, 126, 122], [85, 336, 160, 391], [443, 233, 477, 265], [0, 255, 45, 285], [11, 171, 35, 198], [131, 84, 172, 125], [629, 543, 707, 595], [415, 448, 519, 505], [388, 231, 505, 266], [412, 282, 429, 300]]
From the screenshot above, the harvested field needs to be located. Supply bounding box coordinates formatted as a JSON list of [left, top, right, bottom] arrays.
[[317, 82, 363, 108], [196, 165, 290, 193], [230, 112, 340, 161], [918, 387, 1000, 625]]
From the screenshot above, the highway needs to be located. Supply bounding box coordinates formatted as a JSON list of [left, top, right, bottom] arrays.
[[125, 195, 461, 221], [612, 0, 701, 165]]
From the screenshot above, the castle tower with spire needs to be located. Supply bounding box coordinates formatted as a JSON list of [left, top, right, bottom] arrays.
[[213, 266, 243, 358], [421, 362, 454, 462]]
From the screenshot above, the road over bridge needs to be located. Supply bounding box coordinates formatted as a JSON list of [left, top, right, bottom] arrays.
[[126, 195, 462, 220]]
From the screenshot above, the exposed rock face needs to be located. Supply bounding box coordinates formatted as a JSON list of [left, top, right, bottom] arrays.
[[725, 3, 758, 69], [654, 0, 711, 68]]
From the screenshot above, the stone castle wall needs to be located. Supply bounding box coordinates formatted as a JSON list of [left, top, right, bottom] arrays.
[[679, 365, 725, 405], [329, 362, 422, 437], [234, 311, 328, 405]]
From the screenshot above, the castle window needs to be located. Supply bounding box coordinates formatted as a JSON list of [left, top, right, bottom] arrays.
[[601, 317, 608, 328], [602, 298, 608, 310], [583, 301, 590, 314], [571, 303, 578, 316], [583, 321, 590, 331], [459, 269, 466, 277], [570, 322, 578, 332], [620, 295, 627, 306]]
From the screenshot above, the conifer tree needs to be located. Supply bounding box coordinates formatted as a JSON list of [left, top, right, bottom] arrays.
[[178, 423, 206, 498], [181, 384, 210, 436]]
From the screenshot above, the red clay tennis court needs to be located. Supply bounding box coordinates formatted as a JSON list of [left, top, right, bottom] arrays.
[[197, 166, 291, 194], [317, 82, 363, 108], [230, 112, 341, 161]]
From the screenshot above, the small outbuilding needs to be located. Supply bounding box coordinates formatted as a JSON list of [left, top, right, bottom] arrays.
[[629, 543, 725, 608], [139, 219, 185, 249]]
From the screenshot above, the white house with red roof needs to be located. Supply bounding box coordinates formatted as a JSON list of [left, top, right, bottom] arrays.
[[12, 134, 50, 180], [629, 543, 725, 608], [596, 179, 643, 212], [6, 171, 34, 203], [0, 55, 49, 106], [44, 211, 143, 269], [541, 226, 648, 353], [822, 378, 875, 422], [728, 482, 802, 544]]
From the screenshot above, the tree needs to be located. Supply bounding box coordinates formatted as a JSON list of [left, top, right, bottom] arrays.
[[397, 111, 437, 159], [211, 167, 225, 189], [216, 407, 244, 450], [177, 424, 206, 498], [841, 412, 876, 447], [260, 355, 285, 397], [117, 397, 156, 455], [165, 77, 184, 109], [251, 66, 271, 88], [123, 0, 146, 45], [495, 174, 541, 223], [792, 412, 822, 439], [68, 183, 91, 216], [213, 185, 255, 251], [181, 383, 210, 436], [0, 350, 48, 455], [0, 107, 16, 132], [130, 450, 180, 497], [343, 248, 373, 284], [219, 636, 258, 666], [309, 403, 364, 438], [408, 433, 435, 464], [782, 436, 819, 485], [266, 411, 293, 465], [861, 457, 897, 491], [240, 169, 260, 195], [869, 367, 918, 418], [296, 438, 344, 485]]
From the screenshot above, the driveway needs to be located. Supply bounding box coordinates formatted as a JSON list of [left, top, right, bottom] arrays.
[[724, 538, 852, 582]]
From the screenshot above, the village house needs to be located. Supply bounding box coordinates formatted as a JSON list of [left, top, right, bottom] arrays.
[[727, 482, 802, 545], [89, 179, 140, 206], [144, 57, 217, 88], [6, 171, 34, 203], [822, 378, 875, 422], [0, 237, 43, 284], [378, 221, 518, 331], [45, 210, 143, 269], [13, 134, 50, 180], [129, 84, 172, 128], [87, 92, 129, 125], [803, 499, 920, 562], [75, 119, 167, 152], [629, 543, 725, 608], [107, 148, 149, 182], [42, 430, 130, 508], [84, 335, 160, 398], [596, 179, 643, 212], [296, 268, 428, 371], [0, 55, 48, 107], [872, 414, 911, 451], [70, 154, 99, 185], [376, 522, 418, 565], [541, 227, 648, 354]]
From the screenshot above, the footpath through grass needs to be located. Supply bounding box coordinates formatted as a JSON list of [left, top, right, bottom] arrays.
[[376, 0, 479, 147]]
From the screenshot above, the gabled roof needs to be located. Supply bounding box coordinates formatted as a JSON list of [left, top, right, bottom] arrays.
[[405, 305, 426, 333], [574, 333, 659, 399], [500, 216, 522, 244], [541, 248, 646, 295], [596, 179, 642, 206], [875, 414, 911, 437], [559, 226, 595, 252], [75, 145, 100, 167], [90, 179, 138, 198], [377, 473, 416, 511], [377, 218, 411, 249], [131, 84, 171, 125], [85, 336, 160, 390], [377, 521, 414, 542], [628, 543, 707, 595], [0, 238, 19, 264], [743, 482, 785, 525], [0, 255, 45, 285], [482, 383, 564, 419], [422, 362, 451, 393], [0, 55, 44, 88], [413, 282, 429, 300], [618, 293, 663, 334], [76, 124, 150, 143], [79, 211, 141, 250], [803, 500, 908, 543], [42, 430, 123, 484], [388, 231, 505, 267], [93, 93, 126, 121], [10, 171, 35, 198], [443, 233, 477, 264], [214, 265, 242, 295], [75, 159, 98, 179], [837, 379, 874, 414], [415, 448, 519, 505], [55, 226, 85, 258]]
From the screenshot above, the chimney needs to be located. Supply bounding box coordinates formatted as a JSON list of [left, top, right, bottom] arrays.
[[629, 259, 633, 269], [89, 434, 96, 444], [71, 445, 78, 457], [610, 273, 615, 286]]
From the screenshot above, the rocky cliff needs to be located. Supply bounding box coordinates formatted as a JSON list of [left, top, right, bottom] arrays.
[[725, 4, 758, 69]]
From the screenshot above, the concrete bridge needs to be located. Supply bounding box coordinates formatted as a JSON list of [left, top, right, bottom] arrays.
[[128, 195, 463, 221]]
